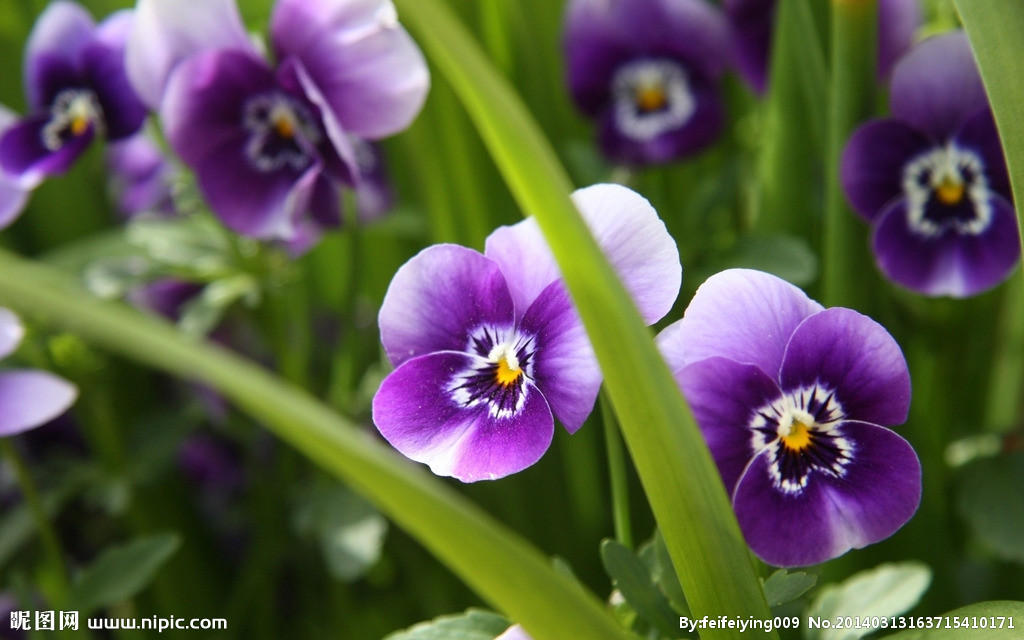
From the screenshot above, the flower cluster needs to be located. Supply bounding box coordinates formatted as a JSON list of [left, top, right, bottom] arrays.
[[125, 0, 427, 244], [658, 269, 921, 567], [842, 31, 1019, 297], [372, 184, 681, 481]]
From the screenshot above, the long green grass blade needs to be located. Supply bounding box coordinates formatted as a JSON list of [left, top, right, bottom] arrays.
[[0, 249, 628, 640], [392, 1, 774, 636]]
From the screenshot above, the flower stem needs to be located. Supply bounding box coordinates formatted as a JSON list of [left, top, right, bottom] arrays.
[[1, 438, 71, 607], [601, 391, 632, 549]]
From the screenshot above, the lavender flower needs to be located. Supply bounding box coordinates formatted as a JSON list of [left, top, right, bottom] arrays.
[[105, 128, 178, 218], [658, 269, 921, 567], [562, 0, 730, 165], [0, 2, 146, 188], [126, 0, 428, 242], [726, 0, 921, 94], [841, 31, 1018, 297], [373, 184, 681, 481], [0, 309, 77, 438]]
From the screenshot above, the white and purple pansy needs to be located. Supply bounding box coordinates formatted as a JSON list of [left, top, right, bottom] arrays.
[[841, 31, 1019, 298], [372, 184, 682, 482], [0, 308, 78, 439], [562, 0, 731, 165], [658, 269, 921, 567], [125, 0, 428, 242], [0, 2, 146, 189]]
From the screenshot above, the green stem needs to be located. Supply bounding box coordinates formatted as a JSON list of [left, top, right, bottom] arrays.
[[601, 392, 632, 549], [0, 249, 629, 640], [2, 439, 71, 607]]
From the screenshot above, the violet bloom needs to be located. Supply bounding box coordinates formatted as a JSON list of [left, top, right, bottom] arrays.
[[658, 269, 920, 567], [126, 0, 428, 241], [0, 2, 146, 188], [563, 0, 730, 165], [373, 184, 681, 481], [106, 129, 178, 218], [842, 32, 1018, 297], [727, 0, 920, 94], [0, 309, 77, 439]]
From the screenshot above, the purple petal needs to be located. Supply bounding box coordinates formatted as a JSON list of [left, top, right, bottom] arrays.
[[378, 245, 516, 367], [676, 356, 783, 492], [0, 308, 25, 359], [0, 370, 78, 437], [519, 281, 600, 434], [872, 196, 1021, 297], [105, 130, 176, 217], [485, 184, 680, 325], [890, 31, 988, 140], [840, 118, 932, 222], [0, 114, 94, 186], [497, 626, 533, 640], [24, 1, 95, 109], [780, 308, 911, 427], [656, 268, 823, 376], [733, 421, 920, 567], [0, 108, 30, 225], [351, 139, 394, 222], [126, 0, 255, 109], [723, 0, 774, 94], [80, 10, 147, 140], [597, 73, 724, 164], [878, 0, 921, 80], [270, 0, 429, 139], [954, 108, 1011, 201], [373, 351, 554, 482]]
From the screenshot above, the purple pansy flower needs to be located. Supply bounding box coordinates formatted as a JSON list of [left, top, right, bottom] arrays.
[[563, 0, 731, 165], [726, 0, 921, 94], [0, 2, 146, 188], [373, 184, 681, 482], [105, 128, 178, 218], [0, 308, 78, 439], [841, 31, 1019, 297], [126, 0, 428, 242], [658, 269, 921, 567]]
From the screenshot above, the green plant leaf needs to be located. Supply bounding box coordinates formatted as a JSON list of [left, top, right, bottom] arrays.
[[384, 609, 511, 640], [879, 601, 1024, 640], [601, 539, 682, 638], [392, 2, 774, 636], [806, 562, 932, 640], [762, 570, 817, 608], [955, 452, 1024, 564], [70, 533, 181, 616], [639, 531, 689, 617]]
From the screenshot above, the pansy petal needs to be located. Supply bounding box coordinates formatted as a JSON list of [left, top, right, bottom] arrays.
[[872, 197, 1021, 297], [657, 268, 822, 375], [24, 1, 95, 109], [373, 351, 554, 482], [82, 11, 147, 140], [597, 75, 724, 165], [0, 370, 77, 437], [878, 0, 921, 80], [723, 0, 774, 94], [0, 177, 29, 229], [733, 422, 920, 567], [497, 626, 533, 640], [379, 245, 515, 367], [889, 31, 987, 140], [519, 281, 599, 434], [563, 0, 635, 115], [676, 357, 783, 492], [0, 308, 25, 359], [271, 0, 429, 139], [486, 184, 680, 325], [780, 307, 911, 427], [840, 119, 932, 222], [126, 0, 255, 109], [0, 114, 94, 186], [954, 108, 1011, 201]]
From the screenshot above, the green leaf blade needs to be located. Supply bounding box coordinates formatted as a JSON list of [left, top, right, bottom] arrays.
[[70, 533, 181, 616]]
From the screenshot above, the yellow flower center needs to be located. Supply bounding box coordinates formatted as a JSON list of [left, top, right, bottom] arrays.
[[635, 86, 668, 113], [274, 115, 295, 139], [935, 178, 965, 206], [70, 115, 89, 136], [781, 419, 813, 452], [495, 355, 522, 387]]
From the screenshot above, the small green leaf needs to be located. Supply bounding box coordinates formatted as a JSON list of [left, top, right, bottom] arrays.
[[639, 531, 690, 617], [70, 534, 181, 615], [762, 569, 817, 608], [880, 601, 1024, 640], [806, 562, 931, 640], [384, 609, 511, 640], [956, 452, 1024, 564], [292, 483, 388, 582], [601, 539, 682, 638]]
